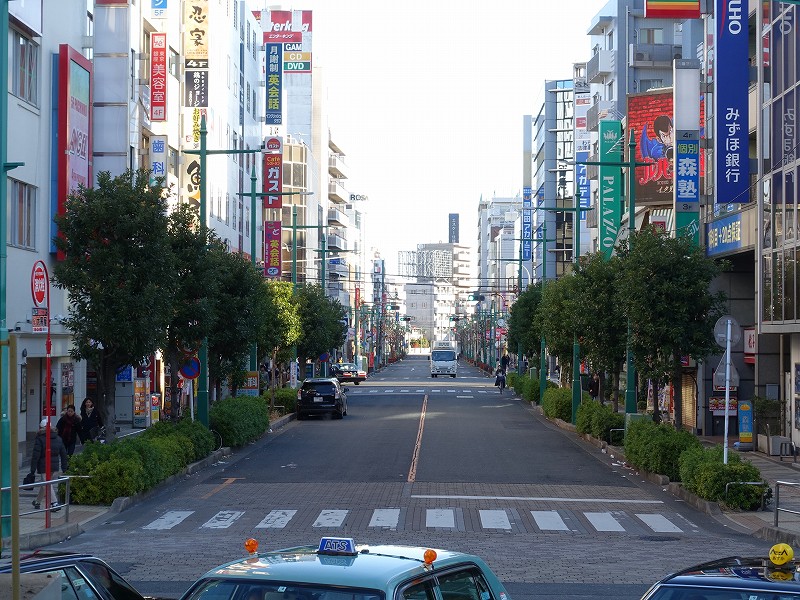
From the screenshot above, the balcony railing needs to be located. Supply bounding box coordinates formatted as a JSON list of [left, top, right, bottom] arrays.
[[327, 206, 350, 227], [328, 180, 348, 204], [328, 154, 349, 179], [327, 232, 348, 251], [587, 50, 614, 83], [587, 99, 616, 132]]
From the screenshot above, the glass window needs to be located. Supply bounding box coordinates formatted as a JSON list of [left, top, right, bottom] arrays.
[[401, 580, 436, 600], [79, 560, 144, 600], [12, 30, 39, 105], [438, 568, 495, 600], [9, 179, 36, 250], [168, 146, 179, 176], [639, 28, 664, 44]]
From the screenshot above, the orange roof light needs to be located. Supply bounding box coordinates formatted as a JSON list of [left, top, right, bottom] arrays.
[[423, 549, 437, 566], [245, 538, 259, 555]]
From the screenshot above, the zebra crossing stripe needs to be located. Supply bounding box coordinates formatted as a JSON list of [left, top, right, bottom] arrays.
[[202, 510, 244, 529], [313, 509, 348, 527], [400, 389, 410, 392], [584, 512, 624, 532], [142, 510, 194, 530], [479, 509, 511, 529], [636, 513, 683, 533], [255, 509, 297, 529], [426, 509, 455, 528], [415, 389, 424, 393], [531, 510, 570, 531], [369, 508, 400, 528]]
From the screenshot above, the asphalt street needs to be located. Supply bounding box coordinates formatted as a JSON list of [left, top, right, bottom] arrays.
[[48, 356, 773, 600]]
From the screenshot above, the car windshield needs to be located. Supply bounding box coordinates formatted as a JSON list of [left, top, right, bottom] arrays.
[[431, 351, 456, 361], [183, 580, 384, 600], [648, 586, 800, 600]]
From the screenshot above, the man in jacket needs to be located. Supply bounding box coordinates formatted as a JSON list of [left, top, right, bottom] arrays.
[[29, 418, 69, 511]]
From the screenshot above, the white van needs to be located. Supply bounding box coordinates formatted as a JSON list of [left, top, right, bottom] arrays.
[[430, 342, 458, 378]]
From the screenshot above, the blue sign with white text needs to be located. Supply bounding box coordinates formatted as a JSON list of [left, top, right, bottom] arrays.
[[265, 44, 283, 125], [152, 0, 167, 17], [522, 187, 532, 260], [706, 212, 743, 256], [714, 0, 750, 204], [576, 151, 590, 218]]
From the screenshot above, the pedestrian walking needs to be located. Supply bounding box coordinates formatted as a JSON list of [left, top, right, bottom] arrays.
[[500, 353, 510, 372], [56, 404, 81, 456], [589, 373, 601, 403], [28, 418, 69, 510], [79, 397, 103, 443]]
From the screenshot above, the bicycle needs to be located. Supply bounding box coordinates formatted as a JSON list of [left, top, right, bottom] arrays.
[[494, 371, 506, 394]]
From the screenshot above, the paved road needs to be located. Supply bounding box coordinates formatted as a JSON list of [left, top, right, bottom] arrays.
[[52, 356, 773, 600]]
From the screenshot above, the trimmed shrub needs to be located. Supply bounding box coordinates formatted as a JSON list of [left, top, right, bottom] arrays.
[[624, 419, 702, 481], [209, 394, 270, 448], [575, 399, 625, 443], [270, 387, 298, 414], [70, 456, 145, 505], [679, 444, 766, 510], [541, 387, 572, 422], [175, 418, 215, 461]]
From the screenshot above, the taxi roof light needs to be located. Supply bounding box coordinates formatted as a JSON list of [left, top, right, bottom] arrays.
[[423, 549, 437, 566], [318, 537, 358, 556], [245, 538, 259, 555], [770, 543, 795, 566]]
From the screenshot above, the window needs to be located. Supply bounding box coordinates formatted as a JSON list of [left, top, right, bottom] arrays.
[[246, 82, 251, 114], [639, 79, 664, 92], [438, 568, 495, 600], [225, 192, 230, 225], [168, 146, 179, 176], [246, 22, 251, 50], [606, 31, 613, 51], [9, 179, 36, 249], [12, 30, 39, 105], [639, 28, 664, 44], [252, 32, 257, 60], [169, 48, 180, 78]]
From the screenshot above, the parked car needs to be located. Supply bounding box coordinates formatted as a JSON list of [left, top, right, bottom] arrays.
[[330, 362, 366, 385], [179, 537, 511, 600], [0, 551, 151, 600], [297, 378, 347, 419]]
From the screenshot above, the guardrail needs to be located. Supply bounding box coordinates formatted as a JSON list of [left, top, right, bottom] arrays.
[[1, 475, 74, 521], [608, 428, 625, 445], [774, 481, 800, 527], [724, 480, 770, 510], [780, 441, 797, 462]]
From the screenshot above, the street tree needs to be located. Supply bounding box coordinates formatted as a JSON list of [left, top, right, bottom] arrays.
[[164, 203, 218, 417], [52, 169, 175, 438], [205, 244, 265, 398], [256, 280, 301, 407], [572, 252, 628, 410], [295, 284, 347, 369], [507, 282, 543, 363], [617, 228, 727, 426], [536, 274, 581, 385]]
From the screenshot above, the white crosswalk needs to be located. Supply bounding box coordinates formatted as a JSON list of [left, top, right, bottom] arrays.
[[141, 507, 692, 535]]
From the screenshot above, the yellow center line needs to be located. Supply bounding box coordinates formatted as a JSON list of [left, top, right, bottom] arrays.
[[202, 477, 241, 500], [407, 395, 428, 483]]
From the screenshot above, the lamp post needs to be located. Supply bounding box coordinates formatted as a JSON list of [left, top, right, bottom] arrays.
[[582, 130, 647, 414], [184, 116, 270, 426]]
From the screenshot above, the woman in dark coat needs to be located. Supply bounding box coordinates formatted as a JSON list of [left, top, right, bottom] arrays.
[[56, 404, 81, 455], [29, 418, 69, 510], [79, 397, 103, 443]]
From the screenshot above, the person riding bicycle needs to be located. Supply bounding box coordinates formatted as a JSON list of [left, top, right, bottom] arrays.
[[494, 365, 506, 391]]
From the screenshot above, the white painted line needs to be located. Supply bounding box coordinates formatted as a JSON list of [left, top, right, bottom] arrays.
[[430, 389, 442, 392], [255, 509, 297, 529], [384, 390, 394, 393], [313, 509, 348, 527], [456, 395, 474, 398], [479, 509, 511, 529], [531, 510, 569, 531], [369, 508, 401, 528], [447, 389, 456, 392], [463, 390, 472, 393], [426, 509, 455, 528], [636, 513, 683, 533], [400, 389, 410, 392], [142, 510, 194, 530], [201, 510, 244, 529], [415, 389, 424, 393], [411, 494, 662, 504], [585, 512, 625, 532]]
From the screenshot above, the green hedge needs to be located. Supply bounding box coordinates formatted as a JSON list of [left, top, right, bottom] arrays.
[[575, 399, 625, 443], [541, 387, 572, 421], [624, 419, 702, 482], [507, 371, 554, 404], [679, 445, 766, 510], [209, 394, 270, 448], [269, 387, 298, 413]]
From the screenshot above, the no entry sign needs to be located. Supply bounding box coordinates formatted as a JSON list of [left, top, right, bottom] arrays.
[[31, 261, 48, 307]]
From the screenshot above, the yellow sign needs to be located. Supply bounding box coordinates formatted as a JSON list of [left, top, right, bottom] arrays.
[[283, 51, 311, 61], [769, 543, 794, 566]]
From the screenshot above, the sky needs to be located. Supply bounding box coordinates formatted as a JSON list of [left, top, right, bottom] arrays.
[[281, 0, 608, 271]]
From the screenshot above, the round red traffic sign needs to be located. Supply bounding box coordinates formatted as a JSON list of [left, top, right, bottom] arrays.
[[31, 261, 48, 307]]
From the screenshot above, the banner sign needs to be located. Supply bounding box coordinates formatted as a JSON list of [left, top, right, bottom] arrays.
[[150, 135, 168, 183], [265, 44, 283, 125], [522, 187, 532, 261], [574, 91, 592, 217], [184, 0, 209, 63], [598, 120, 623, 259], [644, 0, 701, 18], [152, 0, 167, 19], [150, 33, 167, 120], [264, 221, 282, 279], [714, 0, 750, 204], [448, 213, 459, 243], [675, 131, 701, 242], [738, 399, 752, 443], [263, 137, 283, 209], [706, 211, 745, 256], [185, 69, 208, 107]]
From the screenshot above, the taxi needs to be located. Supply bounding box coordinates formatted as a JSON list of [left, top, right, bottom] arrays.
[[640, 543, 800, 599], [179, 537, 510, 600]]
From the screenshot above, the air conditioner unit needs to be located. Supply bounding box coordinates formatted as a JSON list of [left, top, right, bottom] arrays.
[[635, 52, 649, 61]]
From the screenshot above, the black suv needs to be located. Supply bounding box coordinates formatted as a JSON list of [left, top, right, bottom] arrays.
[[296, 378, 348, 420], [0, 551, 150, 600]]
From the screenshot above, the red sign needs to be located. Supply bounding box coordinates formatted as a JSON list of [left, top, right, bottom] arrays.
[[150, 33, 167, 121], [643, 0, 701, 19], [355, 287, 361, 309], [263, 221, 282, 279], [31, 261, 48, 306], [263, 137, 283, 209]]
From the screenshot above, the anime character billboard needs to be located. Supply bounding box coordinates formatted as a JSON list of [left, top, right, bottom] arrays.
[[627, 89, 705, 205]]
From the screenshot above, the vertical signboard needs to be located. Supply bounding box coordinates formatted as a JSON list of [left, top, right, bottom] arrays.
[[184, 0, 209, 108], [150, 33, 167, 121], [263, 137, 283, 209], [598, 120, 623, 259], [573, 90, 592, 216], [448, 213, 459, 243], [674, 60, 701, 244], [714, 0, 750, 204], [522, 187, 532, 261], [263, 221, 282, 279], [265, 43, 283, 125], [182, 108, 204, 206], [152, 0, 167, 18], [56, 45, 92, 258], [150, 135, 168, 183]]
